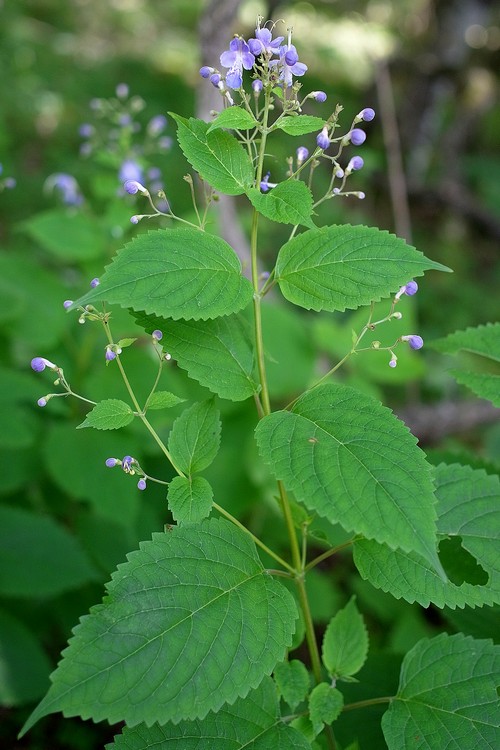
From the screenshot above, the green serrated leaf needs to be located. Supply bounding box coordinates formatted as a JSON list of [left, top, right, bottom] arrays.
[[276, 225, 451, 312], [0, 506, 97, 599], [135, 311, 258, 401], [116, 337, 137, 348], [170, 114, 254, 195], [273, 115, 325, 135], [353, 462, 500, 608], [20, 519, 297, 733], [322, 597, 369, 679], [145, 390, 185, 410], [247, 182, 315, 228], [167, 475, 213, 524], [451, 370, 500, 407], [105, 677, 312, 750], [430, 322, 500, 362], [309, 683, 344, 736], [207, 107, 258, 133], [274, 659, 310, 709], [77, 399, 134, 430], [168, 399, 221, 475], [69, 228, 253, 321], [382, 633, 500, 750], [255, 383, 443, 572]]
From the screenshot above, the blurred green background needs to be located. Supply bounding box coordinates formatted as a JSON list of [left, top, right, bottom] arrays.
[[1, 1, 499, 748]]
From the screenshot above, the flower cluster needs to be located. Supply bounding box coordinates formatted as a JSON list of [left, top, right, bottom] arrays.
[[105, 455, 148, 490]]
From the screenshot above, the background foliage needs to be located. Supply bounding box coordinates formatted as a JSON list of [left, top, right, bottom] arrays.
[[1, 0, 499, 748]]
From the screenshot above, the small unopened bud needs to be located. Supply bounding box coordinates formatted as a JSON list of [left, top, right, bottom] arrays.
[[199, 66, 214, 79], [90, 278, 100, 288], [105, 457, 119, 468], [37, 397, 48, 407], [252, 79, 263, 94], [296, 146, 309, 164], [63, 299, 73, 310], [371, 341, 381, 349], [130, 215, 141, 224], [358, 107, 375, 122], [346, 156, 364, 173], [124, 180, 148, 195], [391, 311, 403, 320], [389, 353, 398, 368], [316, 126, 330, 150], [401, 334, 424, 350], [152, 330, 163, 341], [137, 478, 147, 491], [311, 90, 327, 102], [348, 128, 366, 146], [31, 357, 57, 372], [164, 352, 172, 361]]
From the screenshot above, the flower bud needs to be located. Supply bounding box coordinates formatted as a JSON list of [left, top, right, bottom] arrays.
[[347, 156, 364, 172], [252, 79, 263, 94], [358, 107, 375, 122], [316, 126, 330, 150], [31, 357, 57, 372], [312, 91, 327, 102], [37, 397, 48, 407], [137, 478, 147, 491], [402, 334, 424, 350], [63, 300, 73, 310], [199, 66, 213, 79], [90, 277, 100, 288], [124, 180, 147, 195], [105, 457, 119, 468], [349, 128, 366, 146], [296, 146, 309, 164], [152, 330, 163, 341]]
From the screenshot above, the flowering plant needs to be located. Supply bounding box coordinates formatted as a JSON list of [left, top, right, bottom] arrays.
[[21, 18, 500, 750]]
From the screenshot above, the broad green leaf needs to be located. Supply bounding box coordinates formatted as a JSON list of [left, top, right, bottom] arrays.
[[20, 519, 297, 732], [168, 399, 221, 475], [0, 506, 98, 598], [353, 463, 500, 608], [382, 633, 500, 750], [451, 370, 500, 406], [105, 677, 312, 750], [273, 115, 325, 135], [431, 322, 500, 362], [309, 684, 344, 736], [273, 659, 310, 709], [322, 597, 368, 679], [167, 475, 213, 524], [276, 225, 451, 312], [255, 383, 442, 571], [20, 209, 104, 261], [170, 114, 254, 195], [207, 107, 258, 132], [247, 182, 315, 228], [0, 608, 51, 706], [69, 228, 253, 321], [145, 391, 185, 410], [77, 399, 134, 430], [135, 311, 258, 401]]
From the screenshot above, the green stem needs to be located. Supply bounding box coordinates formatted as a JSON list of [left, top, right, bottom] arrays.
[[305, 538, 358, 572], [343, 696, 393, 712]]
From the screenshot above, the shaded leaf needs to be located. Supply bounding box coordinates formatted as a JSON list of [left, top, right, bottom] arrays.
[[274, 115, 325, 135], [0, 506, 98, 599], [382, 633, 500, 750], [276, 225, 451, 312], [451, 370, 500, 407], [167, 475, 213, 524], [170, 114, 254, 195], [0, 608, 51, 706], [20, 209, 104, 261], [247, 182, 315, 228], [431, 322, 500, 362], [273, 659, 310, 710], [20, 519, 297, 732], [105, 677, 312, 749], [69, 228, 253, 321], [255, 383, 442, 571], [168, 399, 221, 475], [354, 463, 500, 608], [77, 399, 134, 430], [309, 683, 344, 736], [322, 597, 368, 679], [207, 108, 258, 132], [145, 391, 185, 410]]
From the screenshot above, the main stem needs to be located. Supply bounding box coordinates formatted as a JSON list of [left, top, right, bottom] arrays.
[[251, 91, 334, 749]]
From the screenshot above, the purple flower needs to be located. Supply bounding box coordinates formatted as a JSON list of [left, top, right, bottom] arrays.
[[63, 300, 73, 310], [402, 335, 424, 350], [316, 126, 330, 150], [152, 329, 163, 341], [105, 457, 119, 468], [199, 66, 213, 78], [358, 107, 375, 121], [349, 129, 366, 146], [335, 168, 345, 178], [296, 146, 309, 164], [276, 40, 307, 87], [90, 277, 100, 288], [119, 159, 143, 184], [147, 115, 167, 136], [105, 349, 117, 362], [312, 91, 327, 102], [260, 172, 277, 192], [48, 173, 83, 206], [137, 478, 147, 491], [130, 215, 140, 224], [220, 38, 255, 90], [404, 280, 419, 296], [37, 397, 48, 407], [210, 73, 221, 87], [31, 357, 57, 372], [345, 156, 364, 174], [248, 26, 284, 57], [389, 355, 398, 368], [121, 455, 134, 472], [124, 179, 147, 195]]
